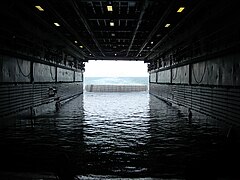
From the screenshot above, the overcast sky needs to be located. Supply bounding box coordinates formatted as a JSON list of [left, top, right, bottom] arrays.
[[84, 60, 148, 77]]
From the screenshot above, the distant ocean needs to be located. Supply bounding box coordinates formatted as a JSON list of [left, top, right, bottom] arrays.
[[84, 77, 149, 85]]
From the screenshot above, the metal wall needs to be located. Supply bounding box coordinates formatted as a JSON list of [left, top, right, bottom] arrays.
[[149, 53, 240, 125], [0, 55, 83, 119]]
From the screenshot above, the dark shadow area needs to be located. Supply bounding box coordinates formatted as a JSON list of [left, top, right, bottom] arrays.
[[0, 95, 84, 180]]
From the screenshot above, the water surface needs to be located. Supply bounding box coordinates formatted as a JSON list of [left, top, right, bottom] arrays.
[[1, 92, 239, 179]]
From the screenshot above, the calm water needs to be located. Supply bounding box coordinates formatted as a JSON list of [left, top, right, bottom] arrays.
[[1, 92, 240, 179]]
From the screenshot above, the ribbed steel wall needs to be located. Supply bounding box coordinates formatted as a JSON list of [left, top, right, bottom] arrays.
[[150, 83, 240, 125], [0, 84, 51, 117], [0, 54, 83, 119], [0, 83, 83, 118]]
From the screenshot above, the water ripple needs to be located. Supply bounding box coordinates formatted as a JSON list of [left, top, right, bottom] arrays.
[[0, 92, 237, 179]]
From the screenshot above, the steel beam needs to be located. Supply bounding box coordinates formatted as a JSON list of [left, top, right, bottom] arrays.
[[136, 0, 176, 57], [144, 0, 207, 60], [87, 56, 144, 61], [70, 0, 106, 57], [8, 2, 87, 61], [44, 0, 95, 57], [126, 0, 148, 56]]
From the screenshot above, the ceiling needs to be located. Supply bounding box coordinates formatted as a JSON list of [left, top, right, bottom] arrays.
[[1, 0, 201, 62]]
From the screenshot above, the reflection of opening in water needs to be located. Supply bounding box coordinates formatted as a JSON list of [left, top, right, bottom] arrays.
[[0, 92, 239, 179]]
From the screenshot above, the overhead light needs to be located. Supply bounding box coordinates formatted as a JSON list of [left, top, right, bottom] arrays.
[[114, 53, 117, 56], [110, 22, 114, 26], [74, 41, 78, 43], [89, 53, 92, 56], [35, 6, 44, 11], [177, 7, 185, 13], [111, 33, 115, 36], [151, 41, 154, 44], [54, 23, 60, 27], [107, 5, 113, 11], [79, 45, 83, 48], [165, 23, 170, 27]]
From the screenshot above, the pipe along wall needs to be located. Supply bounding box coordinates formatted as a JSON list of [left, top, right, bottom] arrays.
[[149, 54, 240, 125], [0, 54, 83, 121]]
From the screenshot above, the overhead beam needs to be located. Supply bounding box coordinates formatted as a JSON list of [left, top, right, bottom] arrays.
[[86, 14, 139, 20], [87, 56, 145, 61], [79, 0, 139, 2], [94, 30, 132, 33], [145, 0, 207, 59], [126, 0, 148, 56], [70, 0, 106, 57], [135, 0, 176, 57], [43, 1, 95, 57], [20, 2, 86, 60], [89, 18, 137, 21]]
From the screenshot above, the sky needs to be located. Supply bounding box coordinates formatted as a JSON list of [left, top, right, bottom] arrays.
[[84, 60, 149, 77]]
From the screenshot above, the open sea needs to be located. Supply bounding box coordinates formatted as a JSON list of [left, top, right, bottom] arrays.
[[84, 77, 149, 86]]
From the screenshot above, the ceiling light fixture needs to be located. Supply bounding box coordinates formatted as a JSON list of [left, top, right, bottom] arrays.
[[165, 23, 170, 27], [110, 22, 114, 26], [177, 7, 185, 13], [74, 41, 78, 43], [151, 41, 154, 44], [107, 5, 113, 11], [54, 23, 60, 27], [35, 6, 44, 11], [79, 45, 83, 48]]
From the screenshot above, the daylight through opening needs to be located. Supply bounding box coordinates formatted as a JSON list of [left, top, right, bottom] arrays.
[[84, 61, 149, 92]]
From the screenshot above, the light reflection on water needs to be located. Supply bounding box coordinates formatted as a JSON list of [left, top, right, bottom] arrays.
[[0, 92, 239, 179], [83, 92, 150, 176], [83, 92, 150, 148]]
